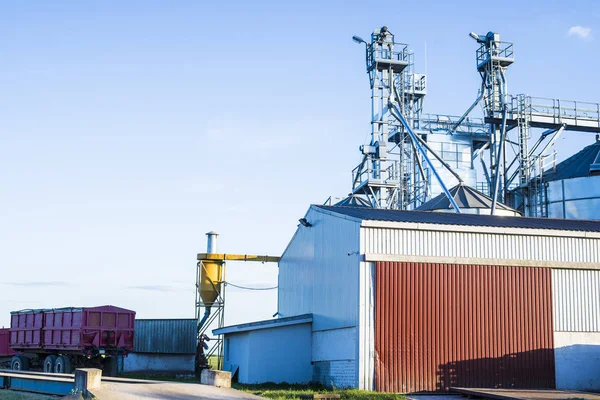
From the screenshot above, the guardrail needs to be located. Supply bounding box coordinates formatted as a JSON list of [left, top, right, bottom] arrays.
[[0, 369, 75, 396], [476, 41, 514, 66], [512, 96, 600, 122], [367, 42, 410, 70], [352, 159, 400, 188]]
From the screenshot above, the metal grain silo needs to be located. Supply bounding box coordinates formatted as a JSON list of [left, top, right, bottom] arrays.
[[543, 138, 600, 220]]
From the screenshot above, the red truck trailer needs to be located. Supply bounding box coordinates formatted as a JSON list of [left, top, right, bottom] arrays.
[[0, 328, 18, 369], [9, 305, 135, 376], [0, 328, 17, 357]]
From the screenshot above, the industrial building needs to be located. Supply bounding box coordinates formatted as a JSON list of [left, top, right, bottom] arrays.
[[346, 27, 600, 218], [121, 319, 196, 375], [217, 205, 600, 392], [205, 26, 600, 394]]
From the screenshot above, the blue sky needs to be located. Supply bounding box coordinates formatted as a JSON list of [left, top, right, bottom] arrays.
[[1, 0, 599, 328]]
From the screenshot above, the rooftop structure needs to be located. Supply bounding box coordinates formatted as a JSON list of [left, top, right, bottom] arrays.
[[415, 183, 519, 215], [349, 27, 600, 217]]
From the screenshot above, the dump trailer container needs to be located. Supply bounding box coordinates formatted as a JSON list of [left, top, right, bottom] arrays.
[[8, 305, 135, 376], [0, 328, 17, 369], [0, 328, 17, 357]]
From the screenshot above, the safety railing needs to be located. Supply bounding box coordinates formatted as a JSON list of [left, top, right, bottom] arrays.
[[414, 114, 488, 135], [367, 42, 410, 69], [405, 73, 427, 94], [352, 159, 400, 188], [512, 96, 600, 123], [476, 41, 514, 66]]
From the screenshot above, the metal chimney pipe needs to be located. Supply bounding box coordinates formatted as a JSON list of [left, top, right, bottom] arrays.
[[206, 231, 219, 254]]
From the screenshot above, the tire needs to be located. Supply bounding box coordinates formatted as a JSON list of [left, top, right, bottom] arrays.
[[54, 355, 72, 374], [11, 355, 30, 371], [43, 355, 57, 373]]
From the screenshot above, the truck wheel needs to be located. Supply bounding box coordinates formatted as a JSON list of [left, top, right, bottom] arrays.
[[43, 355, 57, 373], [11, 355, 30, 371], [54, 355, 72, 374]]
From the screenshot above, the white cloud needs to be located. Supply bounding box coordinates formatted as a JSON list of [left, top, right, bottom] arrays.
[[568, 26, 592, 39]]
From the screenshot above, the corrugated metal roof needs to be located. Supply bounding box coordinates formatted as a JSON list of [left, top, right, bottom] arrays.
[[134, 319, 196, 354], [416, 184, 517, 212], [543, 140, 600, 182], [214, 314, 312, 335], [315, 205, 600, 232]]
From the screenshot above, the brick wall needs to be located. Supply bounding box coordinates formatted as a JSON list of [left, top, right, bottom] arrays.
[[313, 360, 356, 389]]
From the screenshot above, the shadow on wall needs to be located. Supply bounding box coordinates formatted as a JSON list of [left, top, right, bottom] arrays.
[[436, 348, 556, 391], [554, 344, 600, 391]]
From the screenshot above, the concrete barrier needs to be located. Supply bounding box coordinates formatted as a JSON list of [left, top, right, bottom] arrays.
[[201, 369, 231, 388], [74, 368, 102, 396]]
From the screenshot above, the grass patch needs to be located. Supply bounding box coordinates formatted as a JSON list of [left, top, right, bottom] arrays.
[[234, 383, 406, 399], [208, 355, 222, 370]]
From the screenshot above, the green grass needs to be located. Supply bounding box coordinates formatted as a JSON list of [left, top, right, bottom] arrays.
[[234, 383, 407, 400], [207, 355, 222, 370]]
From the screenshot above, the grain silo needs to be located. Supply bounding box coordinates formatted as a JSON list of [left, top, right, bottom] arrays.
[[537, 137, 600, 220], [216, 205, 600, 392]]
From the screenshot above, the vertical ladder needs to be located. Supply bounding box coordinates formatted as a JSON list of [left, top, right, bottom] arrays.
[[517, 94, 531, 186]]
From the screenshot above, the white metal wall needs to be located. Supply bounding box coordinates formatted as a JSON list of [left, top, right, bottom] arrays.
[[357, 261, 375, 391], [278, 207, 361, 331], [553, 269, 600, 332], [361, 227, 600, 264], [554, 332, 600, 391], [277, 219, 314, 318], [552, 269, 600, 391], [223, 324, 312, 384]]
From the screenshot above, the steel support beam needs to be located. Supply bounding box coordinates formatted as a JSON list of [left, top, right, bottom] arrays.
[[389, 105, 461, 213], [491, 106, 508, 214], [451, 83, 485, 134]]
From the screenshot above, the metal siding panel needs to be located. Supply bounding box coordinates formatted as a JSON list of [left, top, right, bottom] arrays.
[[362, 227, 600, 264], [133, 319, 196, 354], [244, 324, 313, 384], [374, 262, 555, 393], [278, 221, 315, 318], [553, 269, 600, 332], [279, 209, 361, 332], [359, 261, 376, 390]]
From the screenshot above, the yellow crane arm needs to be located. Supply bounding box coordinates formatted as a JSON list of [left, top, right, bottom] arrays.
[[197, 253, 280, 263]]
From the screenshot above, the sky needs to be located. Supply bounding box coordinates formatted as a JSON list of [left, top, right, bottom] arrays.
[[1, 0, 599, 329]]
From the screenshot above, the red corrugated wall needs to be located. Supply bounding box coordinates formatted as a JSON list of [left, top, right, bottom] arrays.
[[375, 262, 555, 393]]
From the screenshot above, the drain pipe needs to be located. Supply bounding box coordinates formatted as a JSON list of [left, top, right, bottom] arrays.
[[197, 307, 211, 335]]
